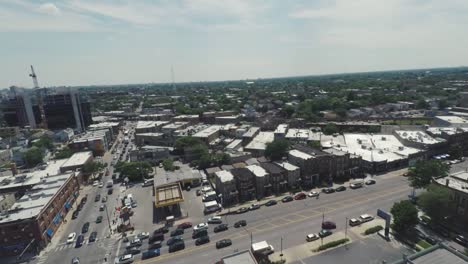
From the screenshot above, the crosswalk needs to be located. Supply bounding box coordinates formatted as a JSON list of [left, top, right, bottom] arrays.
[[51, 235, 116, 252]]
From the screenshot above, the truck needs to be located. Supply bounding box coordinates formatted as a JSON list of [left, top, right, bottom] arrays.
[[251, 241, 274, 256]]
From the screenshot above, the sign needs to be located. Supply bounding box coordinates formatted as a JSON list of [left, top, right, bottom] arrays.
[[377, 209, 391, 238]]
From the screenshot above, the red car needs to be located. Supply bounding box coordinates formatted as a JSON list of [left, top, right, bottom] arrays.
[[177, 222, 192, 229], [294, 192, 306, 200], [322, 221, 337, 230]]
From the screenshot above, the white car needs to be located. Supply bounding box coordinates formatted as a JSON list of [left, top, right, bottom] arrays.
[[193, 223, 209, 231], [306, 233, 319, 242], [92, 181, 99, 187], [359, 214, 374, 223], [98, 182, 104, 188], [116, 254, 133, 264], [136, 232, 150, 240], [67, 232, 76, 244], [308, 191, 319, 197]]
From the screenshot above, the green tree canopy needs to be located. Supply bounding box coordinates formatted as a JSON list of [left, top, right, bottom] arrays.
[[54, 147, 75, 159], [390, 200, 419, 233], [408, 160, 449, 189], [115, 161, 153, 182], [82, 161, 105, 175], [323, 123, 339, 135], [33, 136, 54, 150], [174, 136, 204, 153], [162, 159, 175, 171], [265, 139, 289, 161], [418, 184, 455, 222], [448, 145, 463, 160], [23, 147, 43, 168]]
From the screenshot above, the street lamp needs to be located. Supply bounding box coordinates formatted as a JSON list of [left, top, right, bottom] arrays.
[[104, 204, 112, 236]]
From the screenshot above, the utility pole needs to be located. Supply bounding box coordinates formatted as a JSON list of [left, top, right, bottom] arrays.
[[280, 237, 284, 262], [345, 217, 348, 239], [104, 204, 112, 236]]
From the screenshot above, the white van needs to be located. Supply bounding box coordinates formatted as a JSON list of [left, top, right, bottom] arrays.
[[106, 180, 113, 188]]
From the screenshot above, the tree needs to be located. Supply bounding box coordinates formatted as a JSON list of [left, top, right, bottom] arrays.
[[308, 141, 322, 149], [54, 147, 75, 159], [408, 160, 449, 189], [323, 123, 339, 135], [82, 161, 105, 175], [418, 184, 455, 222], [448, 145, 463, 160], [115, 161, 153, 182], [162, 159, 175, 171], [265, 139, 289, 161], [416, 99, 429, 109], [174, 136, 204, 153], [390, 200, 419, 233], [33, 136, 54, 150], [23, 147, 43, 168], [438, 99, 449, 110]]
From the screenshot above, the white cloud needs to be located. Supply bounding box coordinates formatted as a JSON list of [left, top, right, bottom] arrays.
[[38, 3, 61, 16]]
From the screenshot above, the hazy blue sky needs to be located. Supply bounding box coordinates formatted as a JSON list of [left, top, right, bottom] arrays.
[[1, 0, 468, 88]]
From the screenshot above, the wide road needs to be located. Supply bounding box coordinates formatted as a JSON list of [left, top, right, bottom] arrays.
[[137, 171, 411, 264]]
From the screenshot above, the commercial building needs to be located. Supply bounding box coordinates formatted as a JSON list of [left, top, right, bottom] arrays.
[[244, 132, 275, 157], [134, 133, 168, 146], [129, 146, 173, 163], [192, 125, 222, 144], [161, 122, 190, 135], [59, 151, 93, 176], [434, 171, 468, 222], [427, 126, 468, 156], [274, 124, 288, 140], [2, 87, 40, 128], [394, 130, 447, 157], [172, 115, 199, 123], [68, 129, 110, 156], [214, 170, 238, 206], [135, 121, 169, 134], [0, 172, 79, 257], [433, 116, 468, 128], [260, 162, 288, 194], [219, 250, 258, 264], [225, 139, 243, 151], [285, 128, 311, 144], [391, 242, 468, 264]]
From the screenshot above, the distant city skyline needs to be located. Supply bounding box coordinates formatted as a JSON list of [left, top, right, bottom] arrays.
[[1, 0, 468, 88]]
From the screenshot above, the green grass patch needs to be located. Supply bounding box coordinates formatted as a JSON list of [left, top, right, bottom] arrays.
[[417, 239, 432, 249], [317, 238, 350, 251], [364, 225, 383, 235]]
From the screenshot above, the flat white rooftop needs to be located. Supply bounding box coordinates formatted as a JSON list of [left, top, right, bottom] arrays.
[[395, 130, 445, 145], [289, 149, 313, 160], [275, 161, 299, 171], [61, 151, 92, 168], [245, 132, 274, 150], [215, 170, 235, 183], [193, 125, 222, 138], [246, 164, 268, 177]]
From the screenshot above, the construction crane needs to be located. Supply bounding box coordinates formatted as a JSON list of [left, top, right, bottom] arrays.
[[29, 65, 47, 129]]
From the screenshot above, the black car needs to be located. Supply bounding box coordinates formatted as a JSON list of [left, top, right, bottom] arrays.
[[168, 241, 185, 253], [170, 229, 184, 237], [282, 196, 293, 203], [107, 188, 113, 195], [77, 203, 83, 212], [234, 220, 247, 228], [335, 186, 346, 192], [96, 216, 103, 223], [81, 222, 90, 233], [455, 235, 468, 246], [365, 179, 376, 185], [216, 239, 232, 249], [89, 231, 97, 242], [214, 224, 228, 233], [265, 200, 277, 206], [322, 188, 335, 194], [95, 194, 101, 202], [148, 241, 162, 250], [75, 235, 84, 248], [166, 236, 183, 246], [319, 229, 333, 238], [149, 233, 164, 243], [154, 226, 169, 234], [237, 207, 249, 214], [72, 210, 79, 219], [192, 229, 208, 239], [142, 249, 160, 260], [195, 236, 210, 246], [125, 247, 141, 255]]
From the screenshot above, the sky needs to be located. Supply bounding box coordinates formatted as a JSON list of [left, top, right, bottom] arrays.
[[1, 0, 468, 88]]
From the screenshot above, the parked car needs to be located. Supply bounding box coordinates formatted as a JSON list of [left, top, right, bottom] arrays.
[[365, 179, 376, 185], [196, 189, 202, 196], [265, 200, 277, 206], [216, 239, 232, 249], [208, 216, 222, 224], [141, 249, 160, 260], [72, 210, 79, 219], [67, 232, 76, 244], [96, 216, 103, 223], [168, 241, 185, 253], [294, 192, 307, 200], [234, 220, 247, 228], [149, 233, 164, 243], [282, 196, 294, 203], [75, 235, 84, 247], [349, 218, 361, 226], [99, 205, 105, 211], [306, 233, 319, 242], [92, 181, 99, 187], [81, 222, 90, 233], [308, 191, 319, 197], [126, 238, 142, 248], [195, 235, 210, 246], [335, 186, 346, 192], [359, 214, 374, 223], [192, 229, 208, 239], [322, 188, 335, 194], [71, 257, 80, 264], [137, 232, 150, 240], [322, 221, 337, 230], [154, 226, 169, 234], [101, 196, 107, 203], [237, 207, 249, 214], [115, 254, 133, 264], [125, 247, 141, 255], [166, 236, 183, 246], [170, 229, 184, 237], [319, 229, 333, 238], [214, 224, 228, 233], [89, 231, 97, 242], [177, 222, 193, 229], [98, 182, 104, 188], [249, 203, 261, 210], [107, 188, 113, 195], [193, 223, 209, 231], [148, 241, 162, 250], [95, 194, 101, 202], [455, 235, 468, 246], [350, 182, 363, 189]]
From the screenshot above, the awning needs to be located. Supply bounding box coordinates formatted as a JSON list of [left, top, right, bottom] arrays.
[[53, 213, 61, 224], [64, 201, 71, 209], [46, 228, 53, 236]]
